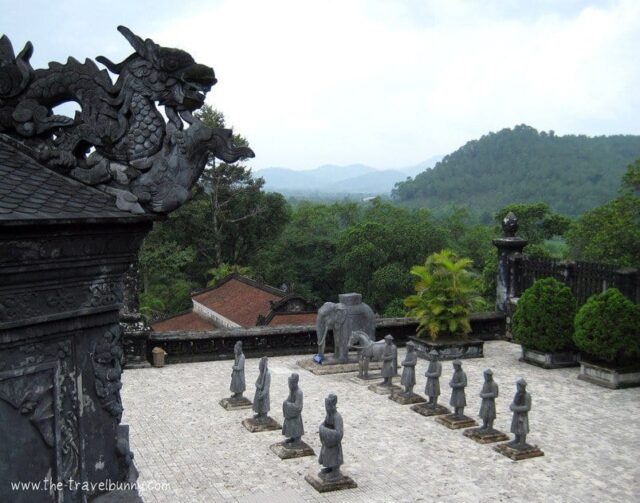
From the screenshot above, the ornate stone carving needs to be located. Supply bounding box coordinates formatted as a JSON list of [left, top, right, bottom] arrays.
[[0, 336, 81, 486], [93, 325, 124, 422], [0, 279, 124, 326], [0, 26, 254, 214]]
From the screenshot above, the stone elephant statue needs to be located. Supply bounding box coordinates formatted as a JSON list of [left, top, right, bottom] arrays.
[[316, 302, 348, 362], [316, 293, 376, 363]]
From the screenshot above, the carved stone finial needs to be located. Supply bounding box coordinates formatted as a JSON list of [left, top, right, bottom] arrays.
[[502, 211, 518, 237]]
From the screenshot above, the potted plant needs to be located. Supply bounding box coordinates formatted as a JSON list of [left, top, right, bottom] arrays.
[[512, 277, 578, 368], [404, 249, 485, 360], [574, 288, 640, 388]]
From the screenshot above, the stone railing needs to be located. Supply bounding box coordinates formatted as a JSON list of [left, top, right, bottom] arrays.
[[136, 312, 505, 365]]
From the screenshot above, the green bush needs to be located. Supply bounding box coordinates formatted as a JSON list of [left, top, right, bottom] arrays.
[[574, 288, 640, 364], [404, 249, 483, 340], [383, 298, 408, 318], [512, 277, 576, 352]]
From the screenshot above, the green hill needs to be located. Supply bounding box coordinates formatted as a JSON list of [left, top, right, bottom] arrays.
[[392, 125, 640, 217]]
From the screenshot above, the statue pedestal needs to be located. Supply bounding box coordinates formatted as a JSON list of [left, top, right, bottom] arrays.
[[368, 382, 402, 395], [321, 354, 360, 366], [219, 396, 252, 411], [305, 470, 357, 493], [493, 442, 544, 461], [242, 416, 281, 433], [410, 403, 450, 417], [435, 414, 478, 429], [297, 357, 381, 376], [389, 391, 427, 405], [270, 440, 315, 459], [463, 427, 509, 444], [350, 372, 383, 383]]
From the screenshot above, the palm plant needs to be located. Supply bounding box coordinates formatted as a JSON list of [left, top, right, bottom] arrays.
[[404, 249, 484, 340]]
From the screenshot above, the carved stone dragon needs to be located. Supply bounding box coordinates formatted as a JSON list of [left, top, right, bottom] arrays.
[[0, 25, 254, 213]]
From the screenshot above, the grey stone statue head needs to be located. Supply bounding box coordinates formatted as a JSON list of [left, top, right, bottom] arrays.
[[325, 393, 338, 413], [259, 356, 268, 373], [407, 341, 415, 353], [516, 377, 527, 390], [484, 368, 493, 381], [429, 349, 439, 361], [234, 341, 242, 355], [384, 334, 393, 345], [453, 359, 462, 369], [288, 373, 299, 390]]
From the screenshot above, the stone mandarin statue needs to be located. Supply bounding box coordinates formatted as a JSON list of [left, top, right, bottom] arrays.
[[400, 341, 417, 396], [479, 369, 498, 432], [494, 378, 543, 459], [270, 373, 314, 459], [410, 347, 449, 415], [436, 359, 477, 429], [449, 359, 467, 418], [282, 373, 304, 445], [463, 368, 508, 443], [318, 394, 344, 480], [508, 378, 532, 449], [230, 341, 246, 399], [305, 394, 356, 492], [380, 334, 397, 387], [390, 340, 426, 405], [242, 356, 280, 432], [219, 341, 252, 410], [253, 356, 271, 422], [425, 349, 442, 407]]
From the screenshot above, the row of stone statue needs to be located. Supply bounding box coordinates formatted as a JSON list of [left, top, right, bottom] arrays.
[[377, 340, 543, 459], [221, 340, 543, 493], [219, 342, 356, 491]]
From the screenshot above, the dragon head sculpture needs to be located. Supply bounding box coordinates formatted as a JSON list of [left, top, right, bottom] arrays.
[[0, 26, 254, 215], [97, 26, 216, 127]]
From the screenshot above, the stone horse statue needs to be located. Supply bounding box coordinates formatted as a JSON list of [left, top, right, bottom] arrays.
[[348, 331, 396, 378]]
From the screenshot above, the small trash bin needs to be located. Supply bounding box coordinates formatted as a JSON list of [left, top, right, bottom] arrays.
[[152, 347, 167, 367]]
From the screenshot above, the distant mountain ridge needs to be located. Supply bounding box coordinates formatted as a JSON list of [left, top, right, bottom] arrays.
[[256, 157, 442, 195], [392, 125, 640, 217]]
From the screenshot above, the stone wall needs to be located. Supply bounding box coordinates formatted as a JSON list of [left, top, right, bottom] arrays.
[[146, 312, 505, 364]]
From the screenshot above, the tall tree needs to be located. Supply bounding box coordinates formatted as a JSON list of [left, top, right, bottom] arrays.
[[195, 105, 288, 268], [138, 106, 289, 317]]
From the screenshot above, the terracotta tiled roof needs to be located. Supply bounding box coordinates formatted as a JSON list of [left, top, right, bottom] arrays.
[[151, 311, 217, 332], [267, 312, 317, 326], [192, 275, 285, 327]]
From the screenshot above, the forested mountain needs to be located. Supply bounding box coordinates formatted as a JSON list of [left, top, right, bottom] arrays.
[[392, 125, 640, 217]]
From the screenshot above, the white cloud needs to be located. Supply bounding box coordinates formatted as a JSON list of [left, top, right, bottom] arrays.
[[143, 0, 640, 170]]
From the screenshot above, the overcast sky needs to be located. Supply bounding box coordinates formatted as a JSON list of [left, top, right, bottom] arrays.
[[2, 0, 639, 171]]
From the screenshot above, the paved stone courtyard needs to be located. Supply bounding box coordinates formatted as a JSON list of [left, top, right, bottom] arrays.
[[122, 341, 640, 502]]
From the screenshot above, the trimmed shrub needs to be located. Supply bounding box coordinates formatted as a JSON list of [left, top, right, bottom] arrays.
[[512, 277, 576, 352], [574, 288, 640, 365]]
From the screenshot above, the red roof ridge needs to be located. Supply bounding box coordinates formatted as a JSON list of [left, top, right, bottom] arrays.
[[191, 272, 286, 299]]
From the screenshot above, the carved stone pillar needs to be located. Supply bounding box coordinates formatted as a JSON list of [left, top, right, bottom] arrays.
[[0, 135, 153, 503], [0, 24, 252, 502], [492, 212, 528, 313]]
